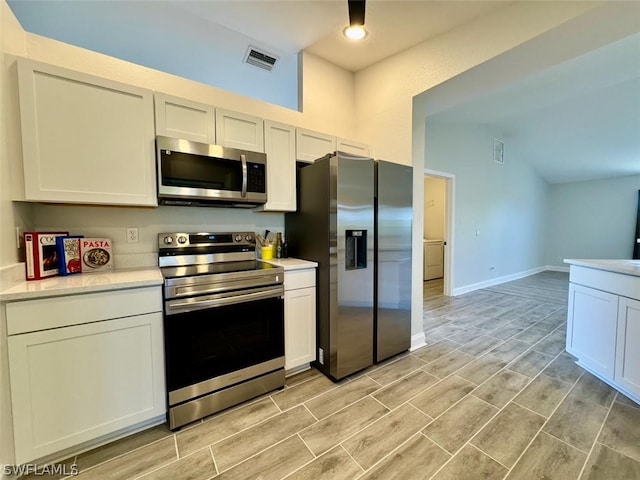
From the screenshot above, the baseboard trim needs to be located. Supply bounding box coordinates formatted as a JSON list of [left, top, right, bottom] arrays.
[[409, 333, 426, 352], [452, 266, 547, 296], [545, 265, 570, 273]]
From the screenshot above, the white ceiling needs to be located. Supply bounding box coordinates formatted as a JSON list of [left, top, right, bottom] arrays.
[[7, 0, 640, 184], [427, 33, 640, 184], [170, 0, 506, 71]]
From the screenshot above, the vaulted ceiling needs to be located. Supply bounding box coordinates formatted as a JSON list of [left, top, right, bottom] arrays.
[[8, 1, 640, 184]]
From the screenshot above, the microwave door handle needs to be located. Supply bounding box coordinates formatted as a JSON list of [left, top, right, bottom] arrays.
[[241, 154, 248, 198]]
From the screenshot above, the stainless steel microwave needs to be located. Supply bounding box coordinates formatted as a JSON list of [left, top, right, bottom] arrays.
[[156, 136, 267, 207]]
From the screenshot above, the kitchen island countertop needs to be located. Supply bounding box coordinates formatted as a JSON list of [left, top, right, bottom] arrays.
[[0, 267, 163, 302], [564, 259, 640, 277]]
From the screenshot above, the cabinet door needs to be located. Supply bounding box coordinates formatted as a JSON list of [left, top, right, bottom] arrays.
[[17, 59, 156, 206], [284, 287, 317, 371], [296, 128, 336, 163], [215, 108, 264, 152], [337, 138, 370, 157], [154, 93, 215, 143], [566, 283, 618, 378], [8, 313, 165, 464], [258, 120, 296, 212], [615, 297, 640, 398]]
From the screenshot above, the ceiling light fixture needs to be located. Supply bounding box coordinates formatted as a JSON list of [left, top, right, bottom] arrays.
[[344, 0, 367, 41]]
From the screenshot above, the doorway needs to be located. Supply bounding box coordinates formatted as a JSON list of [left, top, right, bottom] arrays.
[[423, 170, 454, 298]]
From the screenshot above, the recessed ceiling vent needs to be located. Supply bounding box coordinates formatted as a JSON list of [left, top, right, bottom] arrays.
[[244, 46, 279, 71]]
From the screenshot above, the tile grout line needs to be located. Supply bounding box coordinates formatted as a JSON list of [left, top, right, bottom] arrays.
[[500, 366, 587, 478], [69, 433, 177, 477], [352, 431, 426, 478], [215, 432, 303, 475], [575, 390, 618, 479], [421, 339, 569, 479], [208, 445, 219, 477]]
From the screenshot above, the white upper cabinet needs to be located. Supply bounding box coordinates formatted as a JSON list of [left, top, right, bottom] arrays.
[[17, 59, 157, 206], [258, 120, 296, 212], [296, 128, 336, 163], [154, 93, 215, 144], [215, 108, 264, 153], [337, 137, 370, 157]]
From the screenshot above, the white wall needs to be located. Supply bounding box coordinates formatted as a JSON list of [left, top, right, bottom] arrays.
[[31, 205, 286, 266], [0, 1, 25, 467], [424, 177, 446, 241], [425, 122, 549, 291], [0, 1, 32, 271], [7, 0, 301, 110], [546, 175, 640, 266], [355, 1, 614, 342], [0, 7, 359, 269]]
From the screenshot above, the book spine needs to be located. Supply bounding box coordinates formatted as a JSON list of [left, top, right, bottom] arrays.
[[25, 234, 36, 280], [56, 238, 69, 276]]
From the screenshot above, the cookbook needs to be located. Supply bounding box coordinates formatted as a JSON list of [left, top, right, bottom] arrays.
[[80, 238, 114, 272], [56, 236, 84, 276], [24, 231, 69, 280]]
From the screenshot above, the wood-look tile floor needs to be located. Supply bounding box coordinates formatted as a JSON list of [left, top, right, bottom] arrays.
[[26, 272, 640, 480]]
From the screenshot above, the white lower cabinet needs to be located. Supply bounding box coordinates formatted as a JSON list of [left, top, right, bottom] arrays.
[[615, 297, 640, 398], [6, 287, 165, 464], [566, 264, 640, 403], [566, 283, 619, 378], [284, 269, 316, 371]]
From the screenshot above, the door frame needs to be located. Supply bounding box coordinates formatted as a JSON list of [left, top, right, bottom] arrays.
[[424, 169, 455, 297]]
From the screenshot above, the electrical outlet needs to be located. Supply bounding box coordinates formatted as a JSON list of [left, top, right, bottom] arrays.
[[126, 227, 139, 244], [16, 227, 23, 249]]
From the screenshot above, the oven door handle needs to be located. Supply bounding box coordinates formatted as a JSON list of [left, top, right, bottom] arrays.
[[240, 153, 248, 198], [165, 286, 283, 315]]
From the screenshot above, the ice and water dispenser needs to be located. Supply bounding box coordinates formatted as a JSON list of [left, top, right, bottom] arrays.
[[345, 230, 367, 270]]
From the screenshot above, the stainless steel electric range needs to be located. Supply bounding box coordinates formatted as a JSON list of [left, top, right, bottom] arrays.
[[158, 231, 285, 430]]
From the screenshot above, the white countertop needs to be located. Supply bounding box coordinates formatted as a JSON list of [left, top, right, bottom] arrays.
[[564, 259, 640, 277], [0, 267, 163, 302], [261, 258, 318, 271]]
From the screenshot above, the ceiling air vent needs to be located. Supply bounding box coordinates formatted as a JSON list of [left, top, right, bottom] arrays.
[[244, 46, 279, 71]]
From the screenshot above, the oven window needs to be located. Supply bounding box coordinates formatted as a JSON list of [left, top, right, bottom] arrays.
[[164, 296, 284, 393], [161, 151, 242, 191]]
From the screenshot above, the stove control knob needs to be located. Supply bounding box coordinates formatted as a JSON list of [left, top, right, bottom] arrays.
[[163, 236, 173, 245], [234, 234, 242, 242], [245, 234, 253, 242], [177, 235, 187, 245]]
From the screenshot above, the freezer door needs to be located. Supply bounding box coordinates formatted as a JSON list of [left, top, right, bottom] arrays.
[[332, 154, 375, 379], [375, 160, 413, 362]]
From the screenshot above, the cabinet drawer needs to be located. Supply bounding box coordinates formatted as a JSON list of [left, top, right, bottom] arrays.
[[284, 269, 316, 291], [7, 287, 162, 335]]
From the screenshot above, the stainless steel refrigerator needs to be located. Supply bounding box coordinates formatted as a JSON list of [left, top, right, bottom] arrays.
[[286, 152, 412, 381]]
